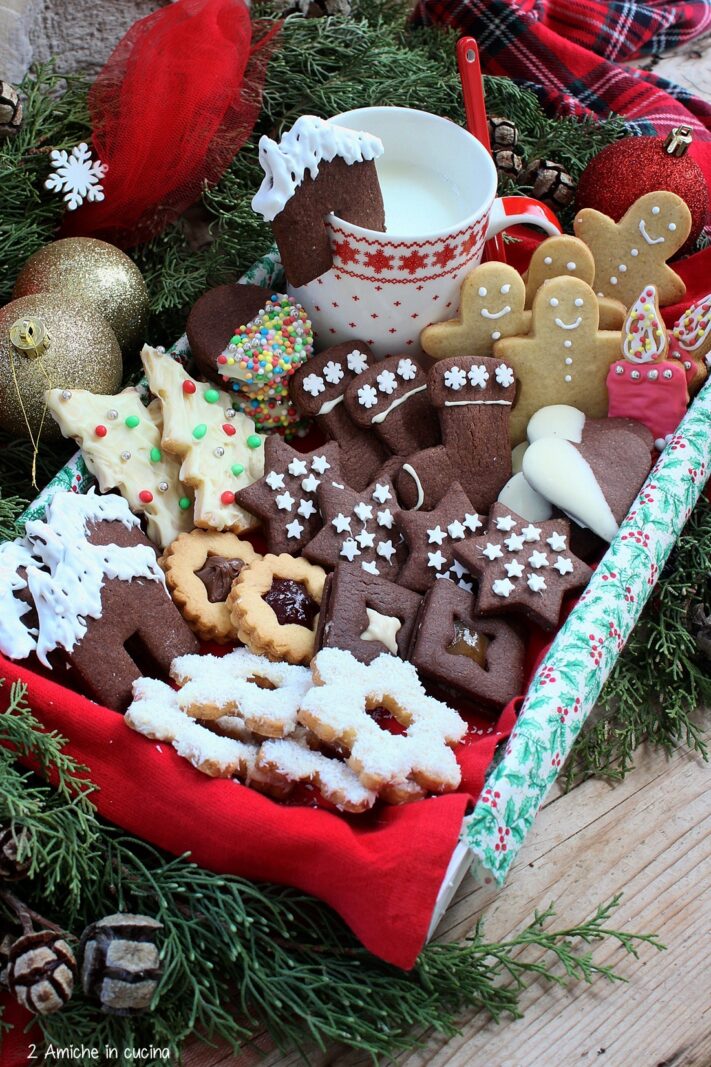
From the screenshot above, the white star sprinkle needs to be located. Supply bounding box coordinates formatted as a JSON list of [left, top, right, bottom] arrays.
[[527, 573, 547, 592], [340, 539, 360, 561], [447, 520, 466, 539], [372, 483, 391, 504], [377, 540, 397, 562], [492, 578, 515, 598], [522, 524, 542, 542], [356, 530, 375, 549], [464, 513, 482, 532], [554, 555, 574, 575], [311, 455, 331, 474], [301, 473, 320, 494], [361, 560, 380, 575], [288, 459, 307, 477], [428, 550, 448, 571], [297, 499, 316, 520], [427, 526, 446, 545], [528, 551, 549, 569], [285, 518, 304, 539], [482, 543, 504, 561], [265, 471, 285, 491], [546, 532, 567, 551], [495, 514, 516, 532], [377, 509, 393, 528], [332, 513, 351, 533], [275, 491, 295, 512], [505, 560, 524, 578], [354, 501, 373, 522], [504, 533, 525, 552]]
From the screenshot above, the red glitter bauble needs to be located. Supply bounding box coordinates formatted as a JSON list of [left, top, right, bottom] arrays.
[[576, 135, 708, 256]]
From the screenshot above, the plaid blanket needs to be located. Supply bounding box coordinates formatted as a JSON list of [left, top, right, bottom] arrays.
[[411, 0, 711, 139]]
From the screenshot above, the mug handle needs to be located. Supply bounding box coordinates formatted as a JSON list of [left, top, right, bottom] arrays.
[[486, 196, 562, 243]]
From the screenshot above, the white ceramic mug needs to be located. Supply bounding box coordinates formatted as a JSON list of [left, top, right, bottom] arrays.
[[289, 106, 561, 358]]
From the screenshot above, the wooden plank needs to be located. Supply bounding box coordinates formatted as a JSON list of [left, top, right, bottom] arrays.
[[185, 725, 711, 1067]]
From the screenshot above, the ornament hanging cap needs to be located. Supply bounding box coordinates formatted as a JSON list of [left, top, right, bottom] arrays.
[[664, 126, 693, 157], [60, 0, 281, 248], [9, 317, 50, 360]]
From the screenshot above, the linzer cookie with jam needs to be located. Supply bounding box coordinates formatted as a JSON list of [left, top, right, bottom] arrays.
[[252, 115, 385, 287]]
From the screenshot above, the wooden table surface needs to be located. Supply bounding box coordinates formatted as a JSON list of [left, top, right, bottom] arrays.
[[185, 720, 710, 1067]]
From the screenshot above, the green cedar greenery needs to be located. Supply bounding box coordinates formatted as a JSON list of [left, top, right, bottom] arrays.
[[0, 687, 664, 1063]]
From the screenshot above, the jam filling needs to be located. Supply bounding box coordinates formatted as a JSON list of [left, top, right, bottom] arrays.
[[263, 578, 319, 628]]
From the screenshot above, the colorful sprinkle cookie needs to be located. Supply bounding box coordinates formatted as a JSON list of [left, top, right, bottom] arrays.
[[45, 386, 193, 549], [452, 502, 592, 630], [141, 345, 264, 532], [670, 292, 711, 394], [217, 293, 314, 390]]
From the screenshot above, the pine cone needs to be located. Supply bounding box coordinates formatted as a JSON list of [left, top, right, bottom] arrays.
[[488, 116, 519, 149], [0, 82, 22, 138], [80, 913, 163, 1016], [7, 930, 76, 1014], [0, 825, 32, 881], [493, 148, 524, 180], [521, 158, 576, 209]]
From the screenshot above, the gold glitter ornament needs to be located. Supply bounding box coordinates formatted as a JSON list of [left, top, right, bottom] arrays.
[[13, 238, 150, 359], [0, 294, 122, 441]]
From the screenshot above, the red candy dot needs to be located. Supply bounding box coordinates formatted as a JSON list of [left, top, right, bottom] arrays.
[[217, 354, 227, 365], [182, 380, 197, 394], [222, 423, 237, 436], [139, 490, 154, 503], [95, 425, 107, 438], [220, 490, 235, 505]]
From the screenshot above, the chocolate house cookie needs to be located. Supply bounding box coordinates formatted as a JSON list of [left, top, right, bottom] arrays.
[[316, 565, 421, 663], [289, 341, 392, 491], [251, 115, 385, 287], [409, 579, 525, 710]]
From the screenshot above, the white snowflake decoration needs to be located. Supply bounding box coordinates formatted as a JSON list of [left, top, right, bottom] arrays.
[[358, 384, 378, 408], [376, 370, 397, 394], [468, 364, 490, 388], [495, 363, 515, 388], [45, 143, 107, 211], [444, 366, 467, 391]]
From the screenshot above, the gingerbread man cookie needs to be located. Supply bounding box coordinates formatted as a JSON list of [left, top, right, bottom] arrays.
[[523, 235, 626, 330], [420, 262, 530, 362], [494, 276, 621, 445], [574, 191, 691, 306], [141, 345, 264, 532], [45, 386, 193, 550]]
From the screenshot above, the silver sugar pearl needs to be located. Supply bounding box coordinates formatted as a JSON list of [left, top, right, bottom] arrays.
[[684, 361, 692, 371], [120, 450, 131, 461], [61, 389, 73, 400], [663, 369, 673, 379], [225, 408, 236, 419], [647, 369, 659, 381], [158, 481, 169, 493], [106, 408, 119, 420], [214, 446, 225, 457], [615, 365, 624, 375], [631, 370, 641, 380]]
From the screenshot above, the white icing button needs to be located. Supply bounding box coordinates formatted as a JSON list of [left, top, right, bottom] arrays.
[[574, 298, 584, 307], [566, 262, 576, 270], [565, 357, 573, 365], [631, 370, 641, 380], [544, 256, 553, 265], [647, 369, 659, 380], [501, 284, 511, 294], [478, 286, 487, 297], [668, 223, 677, 231], [618, 264, 627, 272], [631, 248, 639, 256], [610, 276, 618, 285], [652, 205, 660, 215], [615, 364, 624, 375], [663, 369, 673, 379], [563, 340, 572, 348], [564, 374, 572, 382], [549, 297, 559, 307], [491, 330, 501, 340]]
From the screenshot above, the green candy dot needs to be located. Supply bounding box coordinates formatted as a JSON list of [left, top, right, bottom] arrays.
[[125, 415, 140, 429], [246, 434, 262, 449], [231, 463, 244, 477], [150, 447, 162, 463], [192, 423, 207, 439], [204, 388, 220, 404], [178, 497, 191, 511]]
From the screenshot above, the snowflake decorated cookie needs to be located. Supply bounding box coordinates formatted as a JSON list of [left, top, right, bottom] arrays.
[[45, 385, 193, 549], [303, 475, 405, 579], [452, 503, 592, 630], [606, 285, 689, 449], [235, 437, 341, 554], [343, 353, 439, 456], [141, 345, 264, 532]]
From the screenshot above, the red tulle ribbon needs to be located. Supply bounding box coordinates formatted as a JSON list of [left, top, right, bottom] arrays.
[[61, 0, 281, 247]]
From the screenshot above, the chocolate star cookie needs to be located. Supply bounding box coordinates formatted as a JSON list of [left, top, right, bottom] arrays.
[[396, 482, 482, 594]]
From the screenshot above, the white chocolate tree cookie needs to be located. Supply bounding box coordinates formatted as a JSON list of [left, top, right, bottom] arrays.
[[141, 346, 265, 532], [45, 386, 193, 549]]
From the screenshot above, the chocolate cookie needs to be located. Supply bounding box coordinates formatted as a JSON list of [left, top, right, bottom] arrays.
[[235, 437, 341, 555], [315, 565, 421, 663], [409, 579, 525, 710], [343, 355, 440, 456], [186, 283, 269, 384], [289, 341, 392, 490], [396, 482, 482, 593]]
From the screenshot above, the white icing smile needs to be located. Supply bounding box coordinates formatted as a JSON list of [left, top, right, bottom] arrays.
[[481, 305, 511, 320], [639, 219, 665, 246], [554, 316, 582, 331]]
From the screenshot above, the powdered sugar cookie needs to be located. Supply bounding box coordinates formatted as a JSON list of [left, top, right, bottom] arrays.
[[256, 737, 377, 813], [228, 554, 326, 666], [574, 191, 690, 306]]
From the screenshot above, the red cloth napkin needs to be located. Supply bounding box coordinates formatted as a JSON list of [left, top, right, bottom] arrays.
[[412, 0, 711, 141], [0, 652, 518, 971]]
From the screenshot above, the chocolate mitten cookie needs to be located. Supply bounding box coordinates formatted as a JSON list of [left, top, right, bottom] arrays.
[[290, 342, 392, 490], [397, 356, 515, 512], [343, 355, 440, 457]]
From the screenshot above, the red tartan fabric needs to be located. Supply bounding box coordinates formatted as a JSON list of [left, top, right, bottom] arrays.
[[411, 0, 711, 140]]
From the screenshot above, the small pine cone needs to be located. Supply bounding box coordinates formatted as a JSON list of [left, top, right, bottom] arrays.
[[0, 931, 15, 986], [0, 82, 22, 138], [493, 148, 524, 180], [80, 913, 163, 1016], [488, 116, 519, 149], [0, 825, 32, 881], [521, 158, 576, 209], [7, 930, 76, 1014]]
